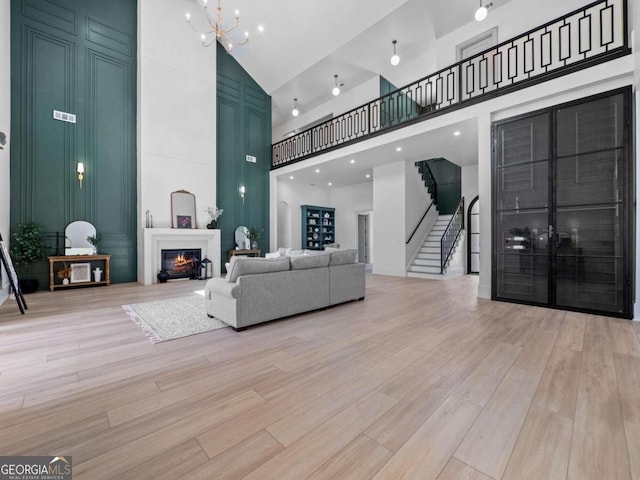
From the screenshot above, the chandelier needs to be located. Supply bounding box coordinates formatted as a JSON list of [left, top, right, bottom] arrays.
[[186, 0, 249, 53]]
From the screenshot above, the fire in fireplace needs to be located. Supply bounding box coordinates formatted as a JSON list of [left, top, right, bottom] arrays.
[[160, 249, 201, 279]]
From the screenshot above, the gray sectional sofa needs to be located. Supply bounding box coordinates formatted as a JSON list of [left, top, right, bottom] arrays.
[[204, 249, 365, 331]]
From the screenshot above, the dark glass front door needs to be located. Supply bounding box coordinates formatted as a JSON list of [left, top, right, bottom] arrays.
[[493, 89, 631, 317]]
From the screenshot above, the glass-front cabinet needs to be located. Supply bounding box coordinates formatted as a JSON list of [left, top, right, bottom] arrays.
[[492, 88, 631, 318]]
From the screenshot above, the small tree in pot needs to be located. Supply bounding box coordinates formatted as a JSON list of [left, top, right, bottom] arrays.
[[10, 222, 49, 293]]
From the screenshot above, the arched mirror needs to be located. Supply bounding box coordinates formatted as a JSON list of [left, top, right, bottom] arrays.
[[234, 226, 250, 249], [65, 221, 97, 255], [171, 190, 197, 229]]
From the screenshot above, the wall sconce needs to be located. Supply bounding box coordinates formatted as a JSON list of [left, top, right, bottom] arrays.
[[239, 185, 246, 203], [77, 162, 85, 189]]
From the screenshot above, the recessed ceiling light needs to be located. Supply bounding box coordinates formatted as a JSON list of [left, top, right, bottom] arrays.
[[315, 169, 320, 173], [350, 159, 356, 164], [366, 174, 371, 178], [396, 147, 402, 152], [289, 176, 294, 180], [328, 182, 332, 186], [454, 131, 461, 136], [257, 25, 264, 33]]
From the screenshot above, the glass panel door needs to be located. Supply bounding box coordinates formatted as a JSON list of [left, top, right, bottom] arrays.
[[493, 89, 630, 317], [494, 113, 550, 304], [553, 94, 626, 314]]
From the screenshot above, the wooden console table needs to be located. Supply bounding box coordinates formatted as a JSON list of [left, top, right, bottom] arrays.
[[48, 255, 111, 291], [227, 249, 261, 261]]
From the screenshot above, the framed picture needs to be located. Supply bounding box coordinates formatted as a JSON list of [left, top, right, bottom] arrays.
[[177, 215, 192, 229], [70, 263, 91, 283]]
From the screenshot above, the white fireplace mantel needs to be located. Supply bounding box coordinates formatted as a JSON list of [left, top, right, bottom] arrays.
[[141, 228, 221, 285]]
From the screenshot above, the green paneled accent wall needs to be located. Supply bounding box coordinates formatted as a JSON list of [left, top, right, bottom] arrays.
[[10, 0, 137, 286], [217, 43, 271, 270], [425, 158, 461, 215]]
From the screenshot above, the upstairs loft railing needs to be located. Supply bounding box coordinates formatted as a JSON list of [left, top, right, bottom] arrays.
[[441, 197, 465, 274], [272, 0, 629, 169]]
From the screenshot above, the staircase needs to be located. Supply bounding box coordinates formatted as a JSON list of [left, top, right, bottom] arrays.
[[408, 215, 456, 276], [408, 160, 465, 279]]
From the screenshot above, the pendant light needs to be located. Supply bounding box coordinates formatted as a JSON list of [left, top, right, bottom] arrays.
[[332, 74, 341, 96], [390, 40, 400, 66], [475, 0, 489, 21], [291, 98, 299, 117]]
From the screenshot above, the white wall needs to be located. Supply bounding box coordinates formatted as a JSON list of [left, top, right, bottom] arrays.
[[329, 182, 373, 251], [137, 0, 217, 282], [0, 0, 10, 304], [273, 76, 380, 141], [372, 161, 406, 276], [404, 160, 433, 266], [436, 0, 589, 68], [276, 180, 330, 250]]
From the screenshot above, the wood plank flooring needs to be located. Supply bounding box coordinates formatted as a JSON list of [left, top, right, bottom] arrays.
[[0, 274, 638, 479]]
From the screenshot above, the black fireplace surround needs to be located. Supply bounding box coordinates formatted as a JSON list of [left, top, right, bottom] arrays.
[[161, 249, 201, 279]]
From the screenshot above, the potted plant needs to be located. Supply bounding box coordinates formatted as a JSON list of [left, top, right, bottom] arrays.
[[87, 234, 102, 254], [10, 222, 49, 293], [57, 262, 71, 285], [247, 227, 264, 250]]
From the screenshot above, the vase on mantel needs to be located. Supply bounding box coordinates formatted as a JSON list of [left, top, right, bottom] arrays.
[[251, 240, 258, 250]]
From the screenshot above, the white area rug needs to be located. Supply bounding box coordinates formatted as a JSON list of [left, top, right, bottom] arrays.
[[123, 292, 228, 343]]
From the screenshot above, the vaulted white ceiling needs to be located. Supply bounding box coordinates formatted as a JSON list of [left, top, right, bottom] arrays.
[[212, 0, 511, 127]]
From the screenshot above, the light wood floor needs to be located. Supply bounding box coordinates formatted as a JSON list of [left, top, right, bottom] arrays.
[[1, 274, 639, 479]]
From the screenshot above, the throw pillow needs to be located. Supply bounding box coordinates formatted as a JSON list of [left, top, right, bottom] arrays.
[[265, 252, 281, 259], [227, 256, 290, 282], [329, 249, 358, 266], [290, 252, 331, 270]]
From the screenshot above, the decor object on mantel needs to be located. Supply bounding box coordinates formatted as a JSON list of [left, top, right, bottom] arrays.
[[204, 206, 223, 229], [185, 0, 249, 53], [123, 293, 228, 343], [171, 190, 197, 229], [10, 222, 50, 294], [0, 131, 6, 149]]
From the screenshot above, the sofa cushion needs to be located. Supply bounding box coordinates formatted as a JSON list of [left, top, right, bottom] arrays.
[[329, 249, 358, 266], [227, 256, 290, 282], [290, 252, 331, 270]]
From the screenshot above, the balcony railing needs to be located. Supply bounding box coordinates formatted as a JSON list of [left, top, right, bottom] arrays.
[[272, 0, 628, 169]]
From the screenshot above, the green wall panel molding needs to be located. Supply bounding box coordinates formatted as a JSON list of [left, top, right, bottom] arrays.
[[217, 43, 272, 271], [10, 0, 137, 287]]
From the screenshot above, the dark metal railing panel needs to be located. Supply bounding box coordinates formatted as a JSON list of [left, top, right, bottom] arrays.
[[272, 0, 627, 169], [459, 0, 625, 103], [441, 197, 465, 273]]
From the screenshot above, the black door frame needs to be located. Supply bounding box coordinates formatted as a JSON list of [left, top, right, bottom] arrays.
[[491, 86, 633, 319], [467, 195, 480, 274]]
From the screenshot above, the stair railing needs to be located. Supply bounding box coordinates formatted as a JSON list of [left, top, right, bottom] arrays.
[[406, 200, 435, 245], [440, 197, 465, 273]]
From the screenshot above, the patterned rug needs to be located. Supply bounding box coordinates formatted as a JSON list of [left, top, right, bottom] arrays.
[[123, 292, 228, 343]]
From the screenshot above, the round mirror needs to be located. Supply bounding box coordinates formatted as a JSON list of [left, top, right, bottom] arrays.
[[171, 190, 197, 228], [234, 226, 250, 249], [65, 221, 97, 255]]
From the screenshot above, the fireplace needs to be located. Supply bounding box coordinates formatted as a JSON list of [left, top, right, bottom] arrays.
[[161, 249, 201, 279]]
